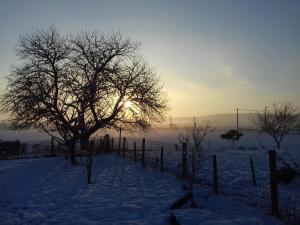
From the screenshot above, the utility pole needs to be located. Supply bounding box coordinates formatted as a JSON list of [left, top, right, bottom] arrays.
[[236, 108, 239, 151], [236, 108, 239, 132], [264, 106, 267, 121]]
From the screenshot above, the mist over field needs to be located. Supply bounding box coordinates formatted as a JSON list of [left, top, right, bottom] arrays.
[[1, 113, 299, 156], [0, 114, 249, 142]]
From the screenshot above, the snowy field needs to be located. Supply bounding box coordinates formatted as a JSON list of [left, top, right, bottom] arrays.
[[0, 155, 184, 225], [0, 154, 286, 225], [1, 126, 299, 224], [174, 185, 284, 225], [126, 146, 300, 223], [121, 128, 300, 225]]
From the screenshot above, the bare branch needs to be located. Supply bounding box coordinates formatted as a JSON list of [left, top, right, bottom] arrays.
[[1, 26, 168, 161]]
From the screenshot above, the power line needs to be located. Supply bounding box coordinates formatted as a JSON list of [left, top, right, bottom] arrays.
[[238, 108, 258, 112]]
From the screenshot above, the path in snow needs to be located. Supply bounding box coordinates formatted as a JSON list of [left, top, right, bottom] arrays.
[[0, 155, 184, 225]]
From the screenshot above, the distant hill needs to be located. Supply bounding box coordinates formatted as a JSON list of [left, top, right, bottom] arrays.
[[1, 113, 257, 130], [159, 113, 256, 129], [0, 122, 49, 143], [0, 121, 9, 129], [0, 113, 257, 142]]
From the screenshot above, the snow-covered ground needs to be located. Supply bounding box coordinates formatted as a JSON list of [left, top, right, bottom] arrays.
[[0, 154, 286, 225], [174, 186, 284, 225], [0, 155, 184, 225], [133, 146, 300, 224]]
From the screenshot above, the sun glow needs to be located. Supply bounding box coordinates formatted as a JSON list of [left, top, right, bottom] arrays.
[[124, 100, 133, 108]]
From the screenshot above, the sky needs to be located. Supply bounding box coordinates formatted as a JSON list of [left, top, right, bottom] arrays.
[[0, 0, 299, 117]]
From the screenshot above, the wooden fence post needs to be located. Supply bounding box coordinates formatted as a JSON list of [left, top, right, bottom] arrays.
[[250, 158, 257, 187], [213, 155, 218, 194], [134, 142, 137, 162], [182, 142, 187, 179], [58, 142, 61, 154], [87, 141, 94, 184], [51, 138, 54, 156], [99, 138, 102, 153], [111, 137, 114, 152], [106, 137, 110, 153], [160, 146, 164, 172], [118, 129, 121, 155], [123, 137, 126, 158], [269, 150, 279, 216], [142, 138, 145, 168]]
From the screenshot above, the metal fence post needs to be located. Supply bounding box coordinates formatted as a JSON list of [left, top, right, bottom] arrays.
[[213, 155, 218, 194], [134, 142, 137, 162], [160, 146, 164, 172], [118, 129, 121, 155], [51, 138, 54, 156], [111, 137, 114, 152], [250, 158, 257, 187], [269, 150, 279, 216], [123, 137, 126, 158], [182, 142, 187, 179]]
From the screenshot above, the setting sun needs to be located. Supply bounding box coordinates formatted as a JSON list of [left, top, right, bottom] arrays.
[[124, 100, 133, 108]]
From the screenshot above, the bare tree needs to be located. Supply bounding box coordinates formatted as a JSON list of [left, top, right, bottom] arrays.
[[1, 26, 167, 164], [251, 102, 300, 150], [177, 118, 213, 207]]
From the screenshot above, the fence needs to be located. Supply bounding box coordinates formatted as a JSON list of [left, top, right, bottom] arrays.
[[4, 134, 298, 224], [101, 135, 299, 225]]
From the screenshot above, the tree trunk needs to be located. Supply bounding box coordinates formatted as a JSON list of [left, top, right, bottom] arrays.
[[80, 136, 90, 152], [80, 135, 93, 184], [69, 141, 76, 165]]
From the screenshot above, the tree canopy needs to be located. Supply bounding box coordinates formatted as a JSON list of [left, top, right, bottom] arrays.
[[220, 129, 243, 150], [1, 26, 167, 162]]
